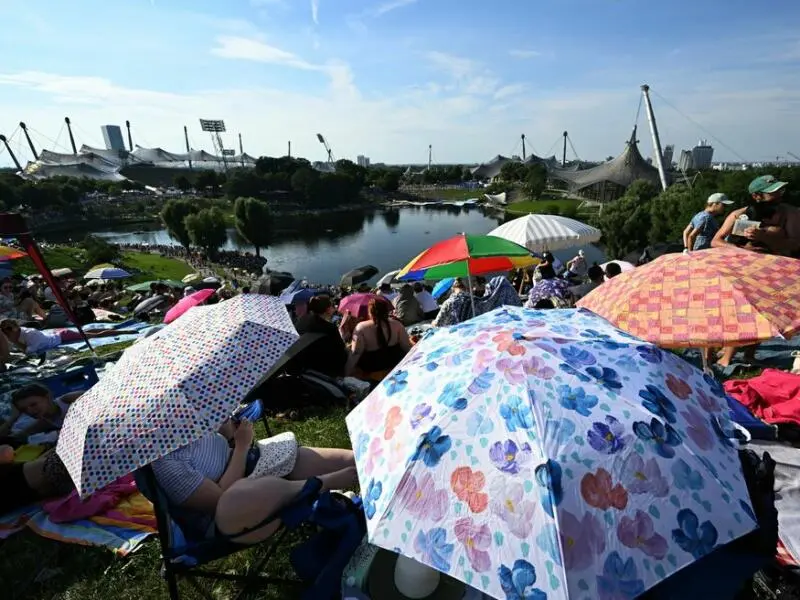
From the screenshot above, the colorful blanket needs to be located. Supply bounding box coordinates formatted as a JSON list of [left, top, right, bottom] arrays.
[[0, 491, 156, 556]]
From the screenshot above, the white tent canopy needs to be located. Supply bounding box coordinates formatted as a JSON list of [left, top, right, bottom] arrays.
[[488, 214, 601, 253]]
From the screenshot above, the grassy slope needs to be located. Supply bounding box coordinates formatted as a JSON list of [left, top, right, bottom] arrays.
[[504, 198, 581, 216], [0, 402, 352, 600]]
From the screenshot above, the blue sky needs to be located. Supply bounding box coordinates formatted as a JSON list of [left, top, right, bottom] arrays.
[[0, 0, 798, 167]]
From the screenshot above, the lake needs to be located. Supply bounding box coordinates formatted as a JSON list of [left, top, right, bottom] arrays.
[[91, 206, 606, 284]]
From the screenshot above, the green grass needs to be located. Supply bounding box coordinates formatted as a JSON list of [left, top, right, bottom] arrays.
[[121, 251, 194, 284], [13, 247, 86, 276], [504, 198, 581, 216], [410, 187, 483, 201], [0, 397, 352, 600]]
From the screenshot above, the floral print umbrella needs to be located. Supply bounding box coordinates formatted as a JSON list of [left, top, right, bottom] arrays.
[[346, 307, 756, 600], [57, 295, 299, 497]]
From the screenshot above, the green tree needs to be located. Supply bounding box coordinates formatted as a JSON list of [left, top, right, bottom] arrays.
[[160, 199, 198, 249], [291, 168, 321, 203], [234, 196, 273, 256], [225, 169, 263, 199], [522, 163, 548, 200], [500, 161, 526, 182], [81, 235, 120, 266], [173, 175, 193, 193], [376, 170, 400, 192], [184, 207, 228, 257], [592, 193, 653, 259]]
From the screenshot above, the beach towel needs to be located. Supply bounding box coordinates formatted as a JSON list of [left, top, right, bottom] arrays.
[[42, 474, 139, 523]]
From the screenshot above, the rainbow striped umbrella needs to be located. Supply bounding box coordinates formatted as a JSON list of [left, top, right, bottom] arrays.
[[0, 245, 27, 261], [396, 233, 538, 281]]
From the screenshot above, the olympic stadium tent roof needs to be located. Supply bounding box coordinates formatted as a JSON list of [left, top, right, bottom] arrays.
[[130, 146, 186, 164], [22, 162, 127, 182], [549, 127, 663, 193]]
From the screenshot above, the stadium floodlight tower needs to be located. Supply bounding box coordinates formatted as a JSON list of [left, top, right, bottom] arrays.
[[199, 118, 229, 172], [316, 133, 335, 167]]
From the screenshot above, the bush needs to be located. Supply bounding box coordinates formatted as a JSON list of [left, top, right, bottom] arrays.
[[81, 235, 120, 266]]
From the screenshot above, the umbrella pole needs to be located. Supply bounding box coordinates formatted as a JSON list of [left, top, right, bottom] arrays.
[[467, 275, 477, 318]]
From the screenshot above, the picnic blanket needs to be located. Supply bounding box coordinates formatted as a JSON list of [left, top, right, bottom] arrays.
[[725, 369, 800, 427], [58, 320, 156, 351], [0, 490, 156, 556], [681, 336, 800, 378]]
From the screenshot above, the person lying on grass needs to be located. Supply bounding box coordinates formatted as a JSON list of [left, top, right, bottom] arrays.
[[0, 319, 136, 354], [151, 417, 358, 544], [0, 383, 83, 444]]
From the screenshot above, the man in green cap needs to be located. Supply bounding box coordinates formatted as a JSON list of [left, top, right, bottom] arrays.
[[712, 174, 799, 257]]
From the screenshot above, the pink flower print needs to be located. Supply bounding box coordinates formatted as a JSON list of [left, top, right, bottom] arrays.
[[559, 510, 606, 571], [364, 437, 384, 476], [617, 510, 669, 559], [473, 348, 495, 373], [523, 356, 556, 380], [619, 453, 669, 498], [489, 478, 537, 538], [493, 331, 527, 356], [666, 374, 692, 400], [384, 406, 403, 440], [697, 390, 721, 413], [496, 357, 525, 385], [465, 332, 493, 350], [386, 435, 408, 470], [365, 399, 384, 430], [681, 405, 715, 451], [454, 517, 492, 572], [397, 472, 448, 522]]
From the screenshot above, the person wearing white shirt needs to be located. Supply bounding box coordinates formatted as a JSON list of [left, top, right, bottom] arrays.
[[413, 282, 439, 320], [377, 283, 398, 303]]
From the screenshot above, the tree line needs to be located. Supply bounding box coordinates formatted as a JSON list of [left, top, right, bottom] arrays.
[[593, 166, 800, 259]]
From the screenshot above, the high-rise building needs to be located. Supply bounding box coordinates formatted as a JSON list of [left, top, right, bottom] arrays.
[[101, 125, 126, 151], [357, 155, 370, 168], [678, 149, 694, 171], [691, 139, 714, 170], [662, 145, 674, 168]]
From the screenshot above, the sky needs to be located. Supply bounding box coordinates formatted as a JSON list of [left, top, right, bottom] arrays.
[[0, 0, 799, 167]]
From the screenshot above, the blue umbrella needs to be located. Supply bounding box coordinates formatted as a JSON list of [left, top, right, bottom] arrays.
[[84, 267, 131, 280], [280, 288, 323, 306], [431, 277, 454, 300]]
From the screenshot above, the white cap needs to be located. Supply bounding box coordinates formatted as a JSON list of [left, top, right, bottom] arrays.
[[578, 249, 585, 257], [707, 193, 733, 205]]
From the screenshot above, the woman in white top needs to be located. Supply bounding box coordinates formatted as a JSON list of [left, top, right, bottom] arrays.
[[0, 319, 136, 354]]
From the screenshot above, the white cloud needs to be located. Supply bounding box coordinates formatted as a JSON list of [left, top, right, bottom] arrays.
[[494, 84, 526, 100], [424, 51, 501, 96], [310, 0, 319, 25], [374, 0, 418, 17], [509, 49, 541, 59], [211, 36, 315, 70]]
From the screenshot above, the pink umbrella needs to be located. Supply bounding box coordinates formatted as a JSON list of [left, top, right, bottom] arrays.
[[164, 289, 215, 324], [337, 293, 391, 319]]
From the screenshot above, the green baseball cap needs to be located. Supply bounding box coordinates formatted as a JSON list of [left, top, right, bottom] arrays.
[[748, 174, 788, 195]]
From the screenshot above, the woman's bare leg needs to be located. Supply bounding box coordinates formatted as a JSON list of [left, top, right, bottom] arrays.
[[286, 447, 355, 480], [216, 466, 358, 544]]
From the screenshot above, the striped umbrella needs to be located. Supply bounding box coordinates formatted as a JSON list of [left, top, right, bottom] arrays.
[[488, 213, 601, 253], [396, 233, 538, 281]]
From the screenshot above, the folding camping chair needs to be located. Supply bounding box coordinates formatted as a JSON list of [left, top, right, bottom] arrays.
[[134, 465, 321, 600]]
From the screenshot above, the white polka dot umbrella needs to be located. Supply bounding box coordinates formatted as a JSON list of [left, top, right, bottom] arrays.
[[56, 294, 299, 497]]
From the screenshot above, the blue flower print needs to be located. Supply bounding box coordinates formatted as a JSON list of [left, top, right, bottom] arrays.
[[384, 370, 408, 396], [596, 551, 645, 600], [468, 369, 495, 395], [535, 459, 563, 518], [446, 348, 474, 367], [414, 527, 455, 573], [585, 366, 623, 391], [364, 479, 382, 519], [636, 345, 663, 364], [535, 523, 562, 566], [671, 459, 705, 491], [560, 346, 597, 366], [493, 310, 523, 324], [549, 323, 574, 336], [410, 404, 433, 430], [557, 384, 598, 417], [544, 418, 576, 446], [354, 433, 369, 460], [467, 406, 494, 436], [498, 559, 547, 600], [697, 455, 719, 478], [580, 328, 613, 341], [489, 440, 532, 475], [710, 414, 736, 447], [425, 361, 439, 372], [615, 355, 640, 373], [500, 395, 534, 432], [559, 363, 592, 383], [426, 347, 448, 362], [410, 426, 452, 467], [587, 416, 630, 454], [639, 385, 677, 424], [702, 373, 727, 398], [594, 340, 628, 351], [437, 382, 468, 411], [633, 418, 682, 459], [672, 508, 718, 559]]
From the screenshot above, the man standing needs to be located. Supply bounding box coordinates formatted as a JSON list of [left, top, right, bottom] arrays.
[[683, 193, 733, 251]]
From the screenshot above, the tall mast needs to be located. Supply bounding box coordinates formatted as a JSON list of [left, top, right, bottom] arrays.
[[640, 84, 669, 191], [184, 125, 193, 171], [288, 141, 291, 157], [562, 131, 568, 167], [0, 135, 22, 171], [125, 120, 133, 151], [427, 144, 432, 170], [19, 122, 38, 160], [238, 133, 244, 167], [521, 134, 526, 161], [65, 117, 77, 154]]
